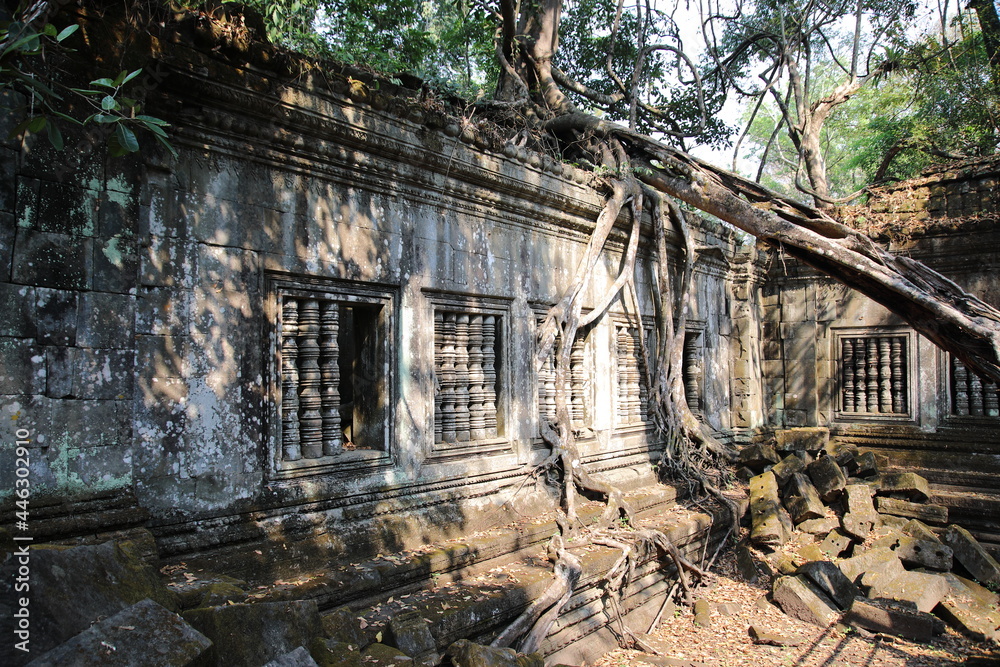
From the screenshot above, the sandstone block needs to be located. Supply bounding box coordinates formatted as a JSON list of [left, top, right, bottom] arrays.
[[321, 606, 366, 646], [265, 646, 320, 667], [849, 451, 879, 477], [748, 625, 802, 647], [772, 575, 840, 627], [446, 639, 543, 667], [943, 524, 1000, 586], [797, 517, 839, 535], [798, 561, 862, 610], [876, 472, 930, 502], [876, 497, 948, 525], [824, 441, 858, 466], [361, 643, 413, 666], [871, 533, 952, 571], [737, 443, 780, 471], [775, 427, 829, 452], [842, 484, 876, 515], [819, 529, 853, 558], [902, 519, 941, 544], [807, 456, 847, 501], [25, 599, 210, 667], [750, 472, 791, 546], [183, 600, 322, 666], [771, 454, 805, 485], [869, 570, 950, 613], [387, 611, 439, 666], [843, 598, 944, 642], [837, 547, 902, 587], [784, 473, 826, 523], [936, 573, 1000, 642], [693, 598, 712, 627], [735, 544, 760, 584]]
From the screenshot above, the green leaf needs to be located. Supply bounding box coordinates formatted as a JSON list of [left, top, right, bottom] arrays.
[[27, 116, 46, 133], [55, 24, 79, 42], [115, 123, 139, 153], [43, 24, 57, 37], [92, 113, 118, 124], [153, 132, 179, 159], [135, 115, 169, 126], [7, 117, 33, 140], [107, 132, 128, 157], [90, 78, 117, 88], [140, 120, 168, 138], [121, 69, 142, 85], [52, 111, 83, 126], [118, 97, 137, 109], [46, 121, 64, 150], [101, 95, 118, 111], [111, 70, 128, 87]]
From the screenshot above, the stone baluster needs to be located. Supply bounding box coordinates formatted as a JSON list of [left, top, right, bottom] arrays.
[[854, 338, 867, 412], [684, 334, 701, 412], [617, 325, 629, 423], [539, 342, 556, 423], [570, 334, 586, 425], [433, 312, 444, 444], [890, 337, 905, 413], [878, 337, 892, 413], [440, 312, 457, 442], [984, 380, 999, 417], [320, 301, 342, 456], [454, 314, 471, 442], [483, 315, 498, 438], [953, 357, 970, 416], [970, 369, 985, 416], [866, 338, 879, 413], [297, 299, 323, 459], [842, 338, 855, 412], [281, 298, 302, 461], [468, 315, 486, 440]]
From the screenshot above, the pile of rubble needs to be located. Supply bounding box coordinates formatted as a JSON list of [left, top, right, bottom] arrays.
[[738, 427, 1000, 644]]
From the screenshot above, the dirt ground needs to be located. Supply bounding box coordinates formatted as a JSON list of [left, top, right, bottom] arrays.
[[593, 545, 1000, 667]]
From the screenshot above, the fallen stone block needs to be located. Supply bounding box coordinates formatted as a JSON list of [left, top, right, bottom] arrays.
[[748, 625, 802, 647], [310, 639, 365, 667], [446, 639, 543, 667], [807, 456, 847, 502], [798, 561, 862, 610], [183, 600, 322, 666], [362, 643, 413, 666], [693, 599, 712, 627], [771, 454, 806, 485], [860, 557, 906, 592], [386, 611, 439, 666], [797, 517, 839, 535], [878, 514, 908, 531], [25, 599, 210, 667], [799, 543, 824, 562], [841, 513, 876, 541], [837, 547, 902, 588], [750, 471, 791, 546], [735, 466, 755, 483], [775, 427, 829, 452], [943, 524, 1000, 586], [842, 483, 876, 515], [771, 575, 840, 627], [820, 529, 853, 558], [737, 443, 781, 471], [842, 598, 943, 642], [265, 646, 320, 667], [849, 451, 879, 477], [902, 519, 941, 544], [876, 472, 930, 502], [0, 539, 179, 658], [321, 606, 366, 647], [871, 533, 952, 571], [784, 473, 826, 523], [870, 570, 951, 613], [735, 543, 760, 584], [936, 573, 1000, 642], [824, 441, 858, 466], [876, 497, 948, 525]]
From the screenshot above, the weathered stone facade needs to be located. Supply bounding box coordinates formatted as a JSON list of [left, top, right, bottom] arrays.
[[0, 12, 756, 574]]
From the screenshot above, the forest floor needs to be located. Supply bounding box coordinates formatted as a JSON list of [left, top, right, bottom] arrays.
[[593, 534, 1000, 667]]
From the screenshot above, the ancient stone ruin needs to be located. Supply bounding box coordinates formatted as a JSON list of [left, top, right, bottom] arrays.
[[0, 6, 998, 666]]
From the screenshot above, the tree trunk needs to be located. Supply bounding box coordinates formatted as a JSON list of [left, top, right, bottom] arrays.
[[970, 0, 1000, 92]]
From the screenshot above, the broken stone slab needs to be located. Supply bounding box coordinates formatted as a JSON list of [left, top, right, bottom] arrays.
[[771, 454, 806, 485], [943, 524, 1000, 586], [693, 598, 712, 627], [750, 471, 791, 546], [848, 451, 879, 477], [737, 443, 781, 471], [842, 598, 944, 642], [265, 646, 320, 667], [871, 533, 953, 571], [876, 497, 948, 525], [775, 427, 829, 452], [735, 543, 760, 583], [936, 573, 1000, 642], [798, 561, 862, 610], [842, 483, 876, 516], [869, 570, 951, 613], [182, 600, 322, 666], [798, 543, 824, 562], [362, 643, 413, 666], [837, 547, 903, 588], [820, 528, 854, 558], [875, 472, 930, 502], [0, 539, 179, 658], [445, 639, 543, 667], [807, 456, 847, 502], [321, 606, 367, 647], [902, 519, 942, 544], [784, 473, 826, 523], [841, 513, 876, 541], [860, 556, 906, 592], [310, 639, 365, 667], [771, 575, 840, 627], [386, 611, 440, 667], [748, 625, 803, 647], [824, 441, 858, 466], [25, 599, 211, 667], [878, 514, 908, 531], [797, 517, 839, 535]]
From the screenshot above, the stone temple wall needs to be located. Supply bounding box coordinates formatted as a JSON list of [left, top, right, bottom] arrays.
[[0, 13, 758, 568], [762, 158, 1000, 547]]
